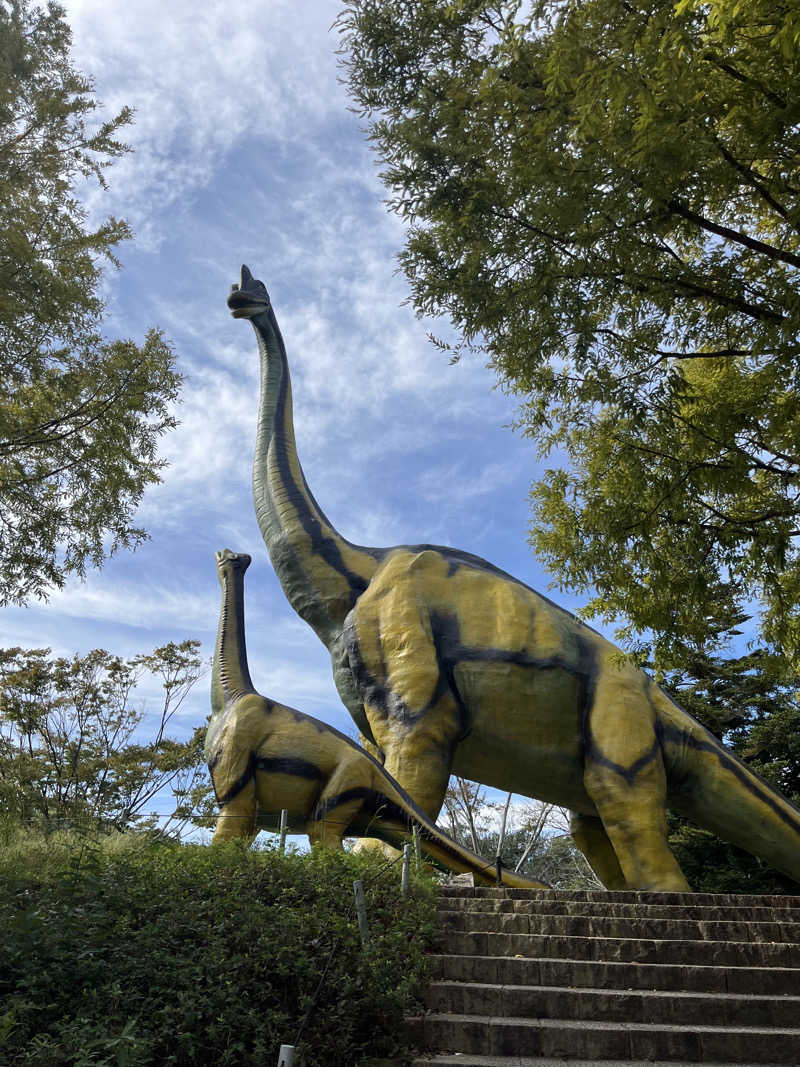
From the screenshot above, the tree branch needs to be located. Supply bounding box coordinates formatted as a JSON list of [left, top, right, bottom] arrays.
[[665, 199, 800, 270], [712, 136, 798, 231], [635, 270, 784, 323], [702, 52, 787, 110]]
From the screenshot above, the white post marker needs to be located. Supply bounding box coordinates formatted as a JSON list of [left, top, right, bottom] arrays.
[[277, 1044, 294, 1066], [401, 843, 411, 899], [353, 879, 370, 947], [279, 808, 288, 853]]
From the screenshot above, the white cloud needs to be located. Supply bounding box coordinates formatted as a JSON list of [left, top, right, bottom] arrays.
[[3, 0, 584, 766], [41, 577, 218, 632], [135, 362, 256, 527], [65, 0, 349, 240]]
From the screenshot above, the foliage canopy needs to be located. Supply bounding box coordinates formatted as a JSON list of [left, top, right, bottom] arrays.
[[338, 0, 800, 667], [0, 641, 208, 833], [0, 0, 181, 605]]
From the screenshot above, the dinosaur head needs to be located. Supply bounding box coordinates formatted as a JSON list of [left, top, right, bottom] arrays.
[[215, 548, 252, 579], [227, 264, 270, 318]]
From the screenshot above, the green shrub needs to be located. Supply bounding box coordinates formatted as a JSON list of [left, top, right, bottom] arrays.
[[0, 830, 437, 1066]]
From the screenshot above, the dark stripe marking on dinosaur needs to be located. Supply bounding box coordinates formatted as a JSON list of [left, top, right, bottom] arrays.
[[271, 334, 382, 604]]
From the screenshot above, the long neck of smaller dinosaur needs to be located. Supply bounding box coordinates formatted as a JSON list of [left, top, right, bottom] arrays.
[[211, 565, 256, 714], [250, 308, 380, 647]]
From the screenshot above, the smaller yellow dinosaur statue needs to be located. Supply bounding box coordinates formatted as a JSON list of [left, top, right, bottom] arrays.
[[206, 549, 549, 888]]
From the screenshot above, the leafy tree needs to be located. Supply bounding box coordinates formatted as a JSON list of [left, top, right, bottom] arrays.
[[0, 641, 209, 834], [0, 0, 181, 605], [439, 775, 600, 888], [338, 0, 800, 668], [440, 773, 487, 852]]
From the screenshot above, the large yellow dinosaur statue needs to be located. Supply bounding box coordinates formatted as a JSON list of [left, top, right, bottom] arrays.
[[228, 265, 800, 892], [206, 548, 549, 887]]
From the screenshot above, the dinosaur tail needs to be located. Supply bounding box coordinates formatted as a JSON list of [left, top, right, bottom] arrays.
[[655, 689, 800, 885], [352, 776, 550, 889], [376, 815, 549, 889]]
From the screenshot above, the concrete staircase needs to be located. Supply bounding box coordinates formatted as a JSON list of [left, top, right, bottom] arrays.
[[406, 887, 800, 1066]]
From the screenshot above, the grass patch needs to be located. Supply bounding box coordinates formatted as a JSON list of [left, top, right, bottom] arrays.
[[0, 827, 437, 1065]]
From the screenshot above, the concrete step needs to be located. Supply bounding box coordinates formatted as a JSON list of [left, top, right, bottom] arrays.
[[438, 908, 800, 943], [407, 1057, 794, 1067], [406, 1013, 800, 1063], [444, 929, 800, 967], [439, 896, 799, 923], [425, 981, 800, 1028], [411, 888, 800, 1065], [438, 888, 800, 910], [429, 953, 800, 995]]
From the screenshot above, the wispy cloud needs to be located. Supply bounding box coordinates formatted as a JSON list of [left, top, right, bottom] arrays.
[[3, 1, 580, 771], [41, 576, 218, 633], [66, 0, 350, 240]]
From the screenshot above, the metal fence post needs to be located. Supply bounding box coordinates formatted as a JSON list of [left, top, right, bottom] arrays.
[[353, 879, 370, 947]]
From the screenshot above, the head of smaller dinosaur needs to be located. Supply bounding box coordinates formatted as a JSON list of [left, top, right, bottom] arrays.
[[215, 548, 252, 575], [227, 264, 270, 318]]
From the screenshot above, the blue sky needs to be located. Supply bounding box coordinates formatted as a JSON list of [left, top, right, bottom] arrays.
[[2, 0, 601, 831]]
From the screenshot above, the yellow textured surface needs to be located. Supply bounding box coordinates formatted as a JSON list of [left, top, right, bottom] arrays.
[[208, 550, 547, 888], [343, 548, 800, 892], [233, 270, 800, 893]]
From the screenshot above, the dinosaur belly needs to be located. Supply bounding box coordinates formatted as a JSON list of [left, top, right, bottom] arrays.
[[254, 764, 321, 827], [251, 724, 333, 830], [452, 661, 594, 812]]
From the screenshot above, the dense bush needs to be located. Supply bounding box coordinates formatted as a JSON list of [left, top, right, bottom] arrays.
[[0, 829, 437, 1066]]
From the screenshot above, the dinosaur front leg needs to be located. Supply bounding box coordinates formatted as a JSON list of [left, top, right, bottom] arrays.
[[358, 733, 385, 764], [346, 562, 463, 825], [211, 776, 258, 844], [377, 721, 454, 823], [351, 702, 457, 860]]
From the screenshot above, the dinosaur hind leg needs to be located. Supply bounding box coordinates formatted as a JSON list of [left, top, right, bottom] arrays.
[[570, 812, 627, 890], [307, 758, 371, 849], [585, 759, 688, 892], [583, 678, 690, 892]]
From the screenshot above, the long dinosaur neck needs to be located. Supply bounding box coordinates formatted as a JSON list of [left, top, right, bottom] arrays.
[[250, 307, 381, 647], [211, 563, 256, 715]]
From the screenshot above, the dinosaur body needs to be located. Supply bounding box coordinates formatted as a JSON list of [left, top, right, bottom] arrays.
[[228, 265, 800, 892], [206, 549, 549, 888]]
